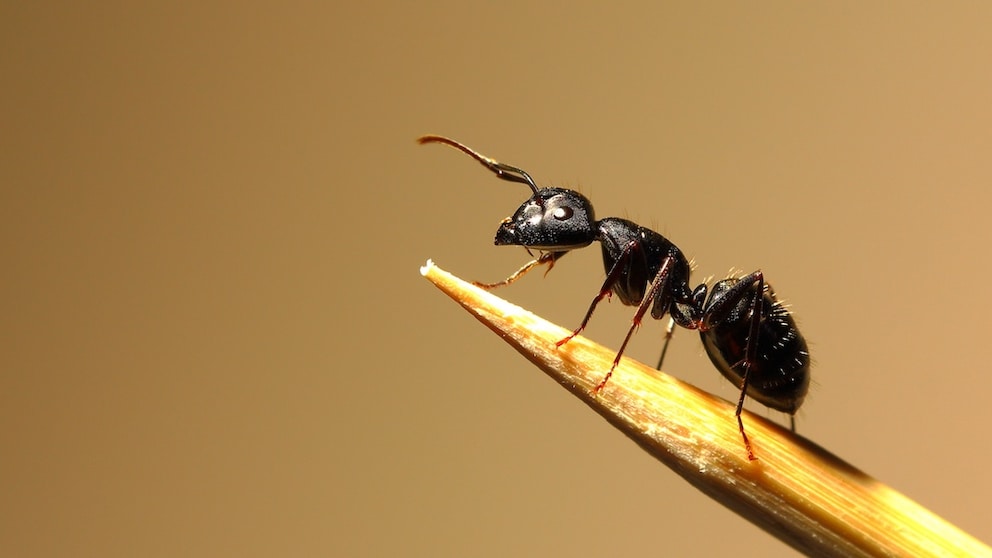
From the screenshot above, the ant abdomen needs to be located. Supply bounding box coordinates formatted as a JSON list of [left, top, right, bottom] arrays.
[[700, 278, 810, 415]]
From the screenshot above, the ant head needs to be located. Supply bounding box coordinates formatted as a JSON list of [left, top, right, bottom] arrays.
[[495, 188, 596, 250], [418, 135, 597, 251]]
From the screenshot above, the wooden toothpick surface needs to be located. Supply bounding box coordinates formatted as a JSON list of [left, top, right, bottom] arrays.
[[421, 259, 990, 557]]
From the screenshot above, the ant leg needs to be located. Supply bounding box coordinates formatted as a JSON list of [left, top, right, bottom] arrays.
[[734, 369, 756, 461], [703, 270, 765, 460], [473, 251, 565, 289], [655, 317, 676, 370], [592, 252, 678, 393], [657, 282, 706, 370], [737, 272, 764, 461], [556, 241, 637, 348]]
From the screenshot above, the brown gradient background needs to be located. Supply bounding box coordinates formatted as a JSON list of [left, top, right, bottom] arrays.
[[3, 3, 992, 557]]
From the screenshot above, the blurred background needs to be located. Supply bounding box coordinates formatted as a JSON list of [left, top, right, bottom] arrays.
[[3, 2, 991, 556]]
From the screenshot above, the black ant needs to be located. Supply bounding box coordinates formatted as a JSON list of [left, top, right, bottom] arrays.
[[419, 135, 810, 460]]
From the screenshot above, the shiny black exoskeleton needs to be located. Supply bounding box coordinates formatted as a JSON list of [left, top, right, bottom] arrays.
[[419, 135, 810, 459]]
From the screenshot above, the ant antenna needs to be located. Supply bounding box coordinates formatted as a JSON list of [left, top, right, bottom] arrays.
[[418, 135, 540, 196]]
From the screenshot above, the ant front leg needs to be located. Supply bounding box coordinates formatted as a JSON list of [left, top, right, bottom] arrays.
[[473, 251, 567, 290]]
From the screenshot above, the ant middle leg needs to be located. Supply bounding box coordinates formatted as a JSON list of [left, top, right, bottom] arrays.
[[655, 317, 676, 370], [591, 249, 681, 393], [555, 241, 637, 348]]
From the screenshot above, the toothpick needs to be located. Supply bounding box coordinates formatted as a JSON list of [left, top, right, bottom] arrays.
[[421, 259, 991, 557]]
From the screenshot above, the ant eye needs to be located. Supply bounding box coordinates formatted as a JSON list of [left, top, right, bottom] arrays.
[[553, 206, 573, 221]]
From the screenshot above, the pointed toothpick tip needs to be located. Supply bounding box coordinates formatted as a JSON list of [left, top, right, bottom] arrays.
[[420, 260, 992, 558]]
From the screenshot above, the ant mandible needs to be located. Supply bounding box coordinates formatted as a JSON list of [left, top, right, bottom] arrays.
[[419, 135, 810, 460]]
